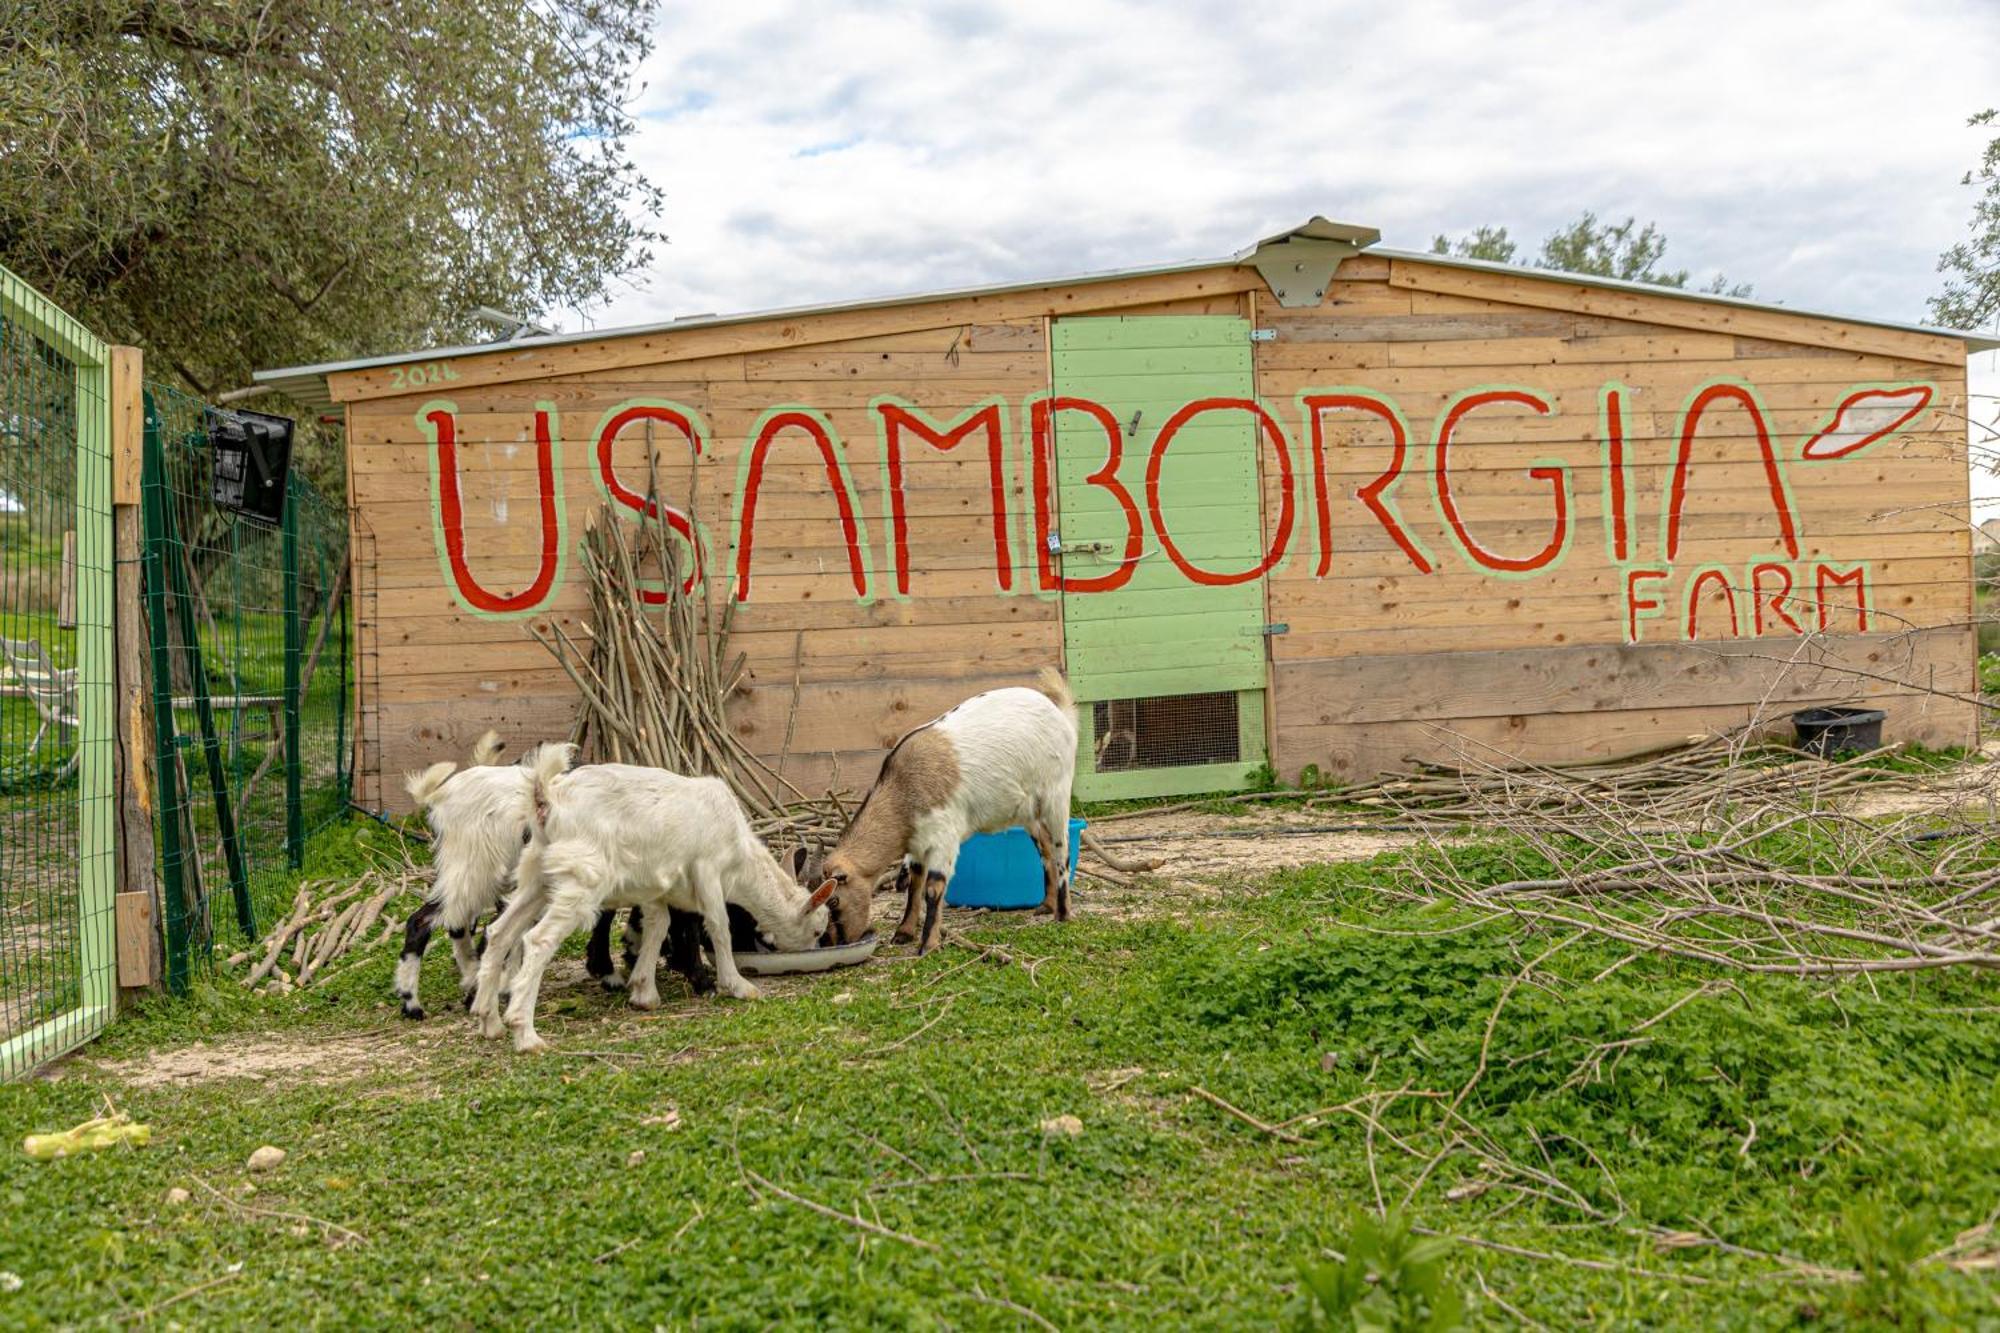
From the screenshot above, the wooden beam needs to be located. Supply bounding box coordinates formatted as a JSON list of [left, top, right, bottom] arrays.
[[109, 345, 144, 505], [1387, 259, 1969, 366], [108, 344, 162, 993], [115, 891, 155, 988], [326, 267, 1263, 404]]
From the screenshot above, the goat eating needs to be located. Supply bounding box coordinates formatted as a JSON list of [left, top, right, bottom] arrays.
[[816, 669, 1078, 953]]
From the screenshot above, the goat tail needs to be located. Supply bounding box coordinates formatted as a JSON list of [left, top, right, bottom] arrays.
[[1036, 666, 1076, 716], [469, 729, 505, 767], [523, 741, 578, 830], [403, 761, 457, 809]]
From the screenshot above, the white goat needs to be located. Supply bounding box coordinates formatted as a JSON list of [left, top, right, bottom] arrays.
[[469, 747, 834, 1052], [398, 733, 635, 1018], [396, 730, 531, 1018], [815, 669, 1078, 953]]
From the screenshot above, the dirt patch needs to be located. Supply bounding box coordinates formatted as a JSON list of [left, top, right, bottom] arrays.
[[1085, 807, 1420, 882], [90, 1032, 415, 1088]]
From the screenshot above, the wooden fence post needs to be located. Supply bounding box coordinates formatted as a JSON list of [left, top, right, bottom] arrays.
[[108, 345, 161, 993]]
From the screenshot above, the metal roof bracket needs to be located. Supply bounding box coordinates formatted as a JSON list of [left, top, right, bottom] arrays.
[[1242, 217, 1382, 309], [1251, 237, 1364, 308]]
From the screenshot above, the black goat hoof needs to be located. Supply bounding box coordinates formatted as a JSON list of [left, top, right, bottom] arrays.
[[401, 1002, 427, 1021]]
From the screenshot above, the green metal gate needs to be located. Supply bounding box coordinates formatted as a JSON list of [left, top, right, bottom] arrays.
[[0, 264, 117, 1080], [1050, 315, 1271, 799]]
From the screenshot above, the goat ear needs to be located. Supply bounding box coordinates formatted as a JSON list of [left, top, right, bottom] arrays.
[[805, 878, 839, 910], [786, 843, 810, 882]]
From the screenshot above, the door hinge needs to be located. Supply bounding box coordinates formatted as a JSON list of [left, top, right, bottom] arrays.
[[1249, 328, 1278, 342], [1243, 622, 1290, 636]]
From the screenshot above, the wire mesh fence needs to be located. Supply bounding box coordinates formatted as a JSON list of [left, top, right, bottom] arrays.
[[0, 266, 116, 1079], [142, 383, 349, 983]]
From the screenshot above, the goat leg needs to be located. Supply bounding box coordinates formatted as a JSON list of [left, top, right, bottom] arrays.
[[892, 863, 923, 945], [917, 869, 948, 956], [585, 909, 621, 989], [394, 900, 439, 1020]]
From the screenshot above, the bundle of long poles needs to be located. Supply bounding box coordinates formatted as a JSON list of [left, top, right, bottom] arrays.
[[529, 452, 852, 849]]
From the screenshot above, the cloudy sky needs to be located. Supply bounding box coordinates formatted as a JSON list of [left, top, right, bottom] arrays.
[[561, 0, 2000, 496]]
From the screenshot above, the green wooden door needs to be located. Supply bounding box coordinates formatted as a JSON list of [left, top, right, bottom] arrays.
[[1050, 315, 1269, 799]]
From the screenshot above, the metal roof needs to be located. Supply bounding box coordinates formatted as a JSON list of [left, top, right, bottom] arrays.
[[254, 221, 2000, 411]]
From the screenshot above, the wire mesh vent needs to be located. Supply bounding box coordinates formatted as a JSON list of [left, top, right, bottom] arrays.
[[1091, 692, 1240, 772]]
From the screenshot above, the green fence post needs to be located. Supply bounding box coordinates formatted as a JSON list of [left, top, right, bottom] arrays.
[[282, 478, 303, 867], [140, 393, 192, 992]]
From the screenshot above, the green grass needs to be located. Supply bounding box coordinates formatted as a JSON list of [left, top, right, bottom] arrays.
[[2, 824, 1997, 1328]]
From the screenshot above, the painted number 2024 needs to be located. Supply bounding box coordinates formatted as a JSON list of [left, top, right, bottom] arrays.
[[390, 361, 460, 390]]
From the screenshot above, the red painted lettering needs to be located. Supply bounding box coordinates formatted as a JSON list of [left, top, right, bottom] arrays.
[[1667, 383, 1798, 561], [1626, 567, 1669, 644], [1751, 562, 1802, 635], [1301, 393, 1431, 576], [1814, 563, 1869, 631], [1434, 389, 1566, 573], [425, 405, 562, 616], [1146, 398, 1294, 587], [1029, 397, 1142, 594], [596, 403, 704, 597], [1601, 383, 1630, 563], [1685, 568, 1742, 640], [734, 410, 868, 602], [877, 401, 1011, 594]]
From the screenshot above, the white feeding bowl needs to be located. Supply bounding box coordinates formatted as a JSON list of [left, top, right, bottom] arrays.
[[735, 933, 880, 977]]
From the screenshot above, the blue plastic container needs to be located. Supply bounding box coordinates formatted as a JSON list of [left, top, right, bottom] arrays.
[[945, 818, 1086, 909]]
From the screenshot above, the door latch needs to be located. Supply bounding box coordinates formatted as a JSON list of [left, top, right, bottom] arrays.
[[1249, 328, 1278, 342]]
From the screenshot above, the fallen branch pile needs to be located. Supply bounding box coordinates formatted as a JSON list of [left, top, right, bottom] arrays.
[[229, 837, 429, 993], [1373, 735, 2000, 977], [1336, 728, 1943, 827]]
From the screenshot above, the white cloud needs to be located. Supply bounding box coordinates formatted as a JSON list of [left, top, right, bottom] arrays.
[[563, 0, 2000, 504]]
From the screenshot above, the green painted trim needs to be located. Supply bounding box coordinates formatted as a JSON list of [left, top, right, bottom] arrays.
[[1426, 384, 1572, 582], [1237, 688, 1268, 767], [732, 403, 875, 604], [1796, 380, 1939, 463], [418, 398, 571, 620], [1293, 385, 1436, 576], [0, 1006, 116, 1083], [0, 262, 108, 368], [1657, 377, 1799, 565], [1077, 762, 1264, 802], [72, 354, 116, 1027], [870, 394, 1019, 599]]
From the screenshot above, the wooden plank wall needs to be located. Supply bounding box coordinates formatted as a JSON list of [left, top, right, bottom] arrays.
[[346, 271, 1257, 809], [1257, 255, 1977, 780], [340, 252, 1976, 808]]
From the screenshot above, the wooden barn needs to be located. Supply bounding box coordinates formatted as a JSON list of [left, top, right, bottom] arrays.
[[256, 218, 1998, 810]]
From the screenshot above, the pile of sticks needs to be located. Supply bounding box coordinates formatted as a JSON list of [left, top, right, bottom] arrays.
[[530, 495, 852, 849], [232, 867, 417, 993], [1336, 728, 1935, 828], [1377, 737, 2000, 977]]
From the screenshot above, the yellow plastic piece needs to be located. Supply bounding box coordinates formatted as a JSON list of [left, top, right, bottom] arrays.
[[22, 1114, 151, 1160]]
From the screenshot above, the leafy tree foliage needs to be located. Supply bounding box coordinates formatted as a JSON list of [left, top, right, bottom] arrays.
[[1432, 211, 1751, 297], [0, 0, 663, 491], [1931, 109, 2000, 330]]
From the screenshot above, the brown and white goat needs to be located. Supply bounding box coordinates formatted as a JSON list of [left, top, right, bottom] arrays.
[[816, 669, 1078, 953]]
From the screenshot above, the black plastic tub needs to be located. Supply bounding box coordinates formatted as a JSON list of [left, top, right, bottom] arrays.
[[1791, 706, 1886, 757]]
